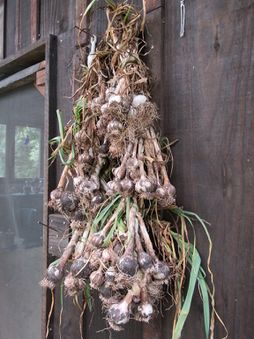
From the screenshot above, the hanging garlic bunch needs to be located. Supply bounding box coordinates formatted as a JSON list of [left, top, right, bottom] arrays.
[[40, 3, 219, 337]]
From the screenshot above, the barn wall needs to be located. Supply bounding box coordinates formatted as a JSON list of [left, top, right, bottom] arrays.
[[1, 1, 254, 338], [163, 1, 254, 338]]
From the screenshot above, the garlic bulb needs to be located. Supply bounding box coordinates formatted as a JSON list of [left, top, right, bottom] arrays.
[[118, 254, 138, 276], [91, 232, 105, 247], [100, 103, 109, 113], [138, 303, 153, 322], [119, 178, 134, 194], [46, 264, 63, 283], [105, 267, 116, 282], [107, 120, 123, 133], [152, 261, 170, 280], [60, 191, 79, 212], [137, 252, 153, 270], [108, 299, 130, 325], [132, 94, 148, 108], [70, 257, 91, 278], [50, 187, 63, 201], [135, 176, 157, 194], [90, 269, 104, 289], [108, 95, 121, 105]]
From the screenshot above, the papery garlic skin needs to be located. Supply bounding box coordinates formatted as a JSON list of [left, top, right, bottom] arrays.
[[132, 95, 148, 108], [138, 303, 153, 322], [108, 300, 130, 325]]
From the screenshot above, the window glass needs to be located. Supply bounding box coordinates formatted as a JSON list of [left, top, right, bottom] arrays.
[[0, 124, 6, 177], [0, 84, 44, 339], [15, 126, 41, 178]]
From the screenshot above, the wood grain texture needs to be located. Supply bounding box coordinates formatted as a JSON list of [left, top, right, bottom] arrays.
[[5, 0, 16, 57], [0, 0, 4, 59], [42, 34, 57, 339], [40, 0, 75, 37], [20, 0, 31, 49], [0, 62, 40, 94], [0, 38, 45, 79], [163, 1, 254, 338], [51, 29, 82, 339], [31, 0, 39, 43]]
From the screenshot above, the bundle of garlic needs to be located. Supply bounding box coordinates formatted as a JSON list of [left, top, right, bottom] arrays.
[[41, 2, 221, 337]]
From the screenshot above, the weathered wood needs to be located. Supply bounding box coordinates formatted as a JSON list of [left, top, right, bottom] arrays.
[[0, 62, 41, 94], [5, 0, 16, 57], [48, 214, 69, 257], [0, 0, 5, 59], [15, 0, 21, 51], [146, 0, 162, 13], [42, 34, 57, 339], [40, 0, 75, 37], [163, 1, 254, 338], [31, 0, 39, 43], [0, 38, 46, 79], [35, 61, 46, 96], [19, 0, 31, 49], [51, 29, 82, 339]]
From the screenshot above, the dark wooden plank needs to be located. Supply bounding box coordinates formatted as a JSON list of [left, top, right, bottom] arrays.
[[15, 0, 21, 51], [0, 38, 45, 79], [5, 0, 16, 57], [51, 30, 82, 339], [146, 0, 162, 13], [163, 1, 254, 339], [48, 214, 69, 257], [0, 0, 5, 59], [20, 0, 31, 49], [31, 0, 40, 43], [0, 62, 40, 94], [40, 0, 75, 38], [35, 60, 46, 96], [42, 34, 57, 339]]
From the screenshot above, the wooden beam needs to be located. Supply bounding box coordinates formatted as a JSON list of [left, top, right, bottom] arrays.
[[0, 38, 45, 79], [15, 0, 21, 51], [41, 34, 57, 339], [146, 0, 163, 13], [31, 0, 39, 43], [0, 62, 41, 94], [0, 0, 5, 59]]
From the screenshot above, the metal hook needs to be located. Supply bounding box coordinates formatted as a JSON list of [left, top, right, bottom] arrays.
[[180, 0, 186, 38]]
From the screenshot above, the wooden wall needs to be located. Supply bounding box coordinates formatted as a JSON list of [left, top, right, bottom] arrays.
[[1, 0, 254, 338], [163, 1, 254, 338]]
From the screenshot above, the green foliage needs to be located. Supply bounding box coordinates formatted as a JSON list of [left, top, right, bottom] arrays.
[[73, 96, 86, 134], [49, 110, 75, 166], [170, 208, 214, 339]]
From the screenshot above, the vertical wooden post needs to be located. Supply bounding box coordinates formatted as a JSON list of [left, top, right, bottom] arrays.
[[41, 35, 57, 339], [15, 0, 21, 51], [0, 0, 5, 59], [31, 0, 39, 43]]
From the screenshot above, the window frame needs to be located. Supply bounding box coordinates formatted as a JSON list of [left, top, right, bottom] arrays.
[[0, 36, 57, 339]]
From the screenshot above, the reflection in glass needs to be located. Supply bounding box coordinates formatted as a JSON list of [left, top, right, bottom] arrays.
[[15, 126, 41, 178], [0, 84, 44, 339], [0, 124, 6, 177]]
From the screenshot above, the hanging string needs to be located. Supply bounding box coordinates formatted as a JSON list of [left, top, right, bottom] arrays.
[[180, 0, 186, 38]]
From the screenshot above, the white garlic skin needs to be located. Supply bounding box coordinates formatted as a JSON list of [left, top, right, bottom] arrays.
[[108, 300, 130, 325], [100, 103, 109, 113], [107, 120, 123, 133], [138, 303, 153, 322], [132, 95, 148, 108], [108, 95, 122, 105]]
